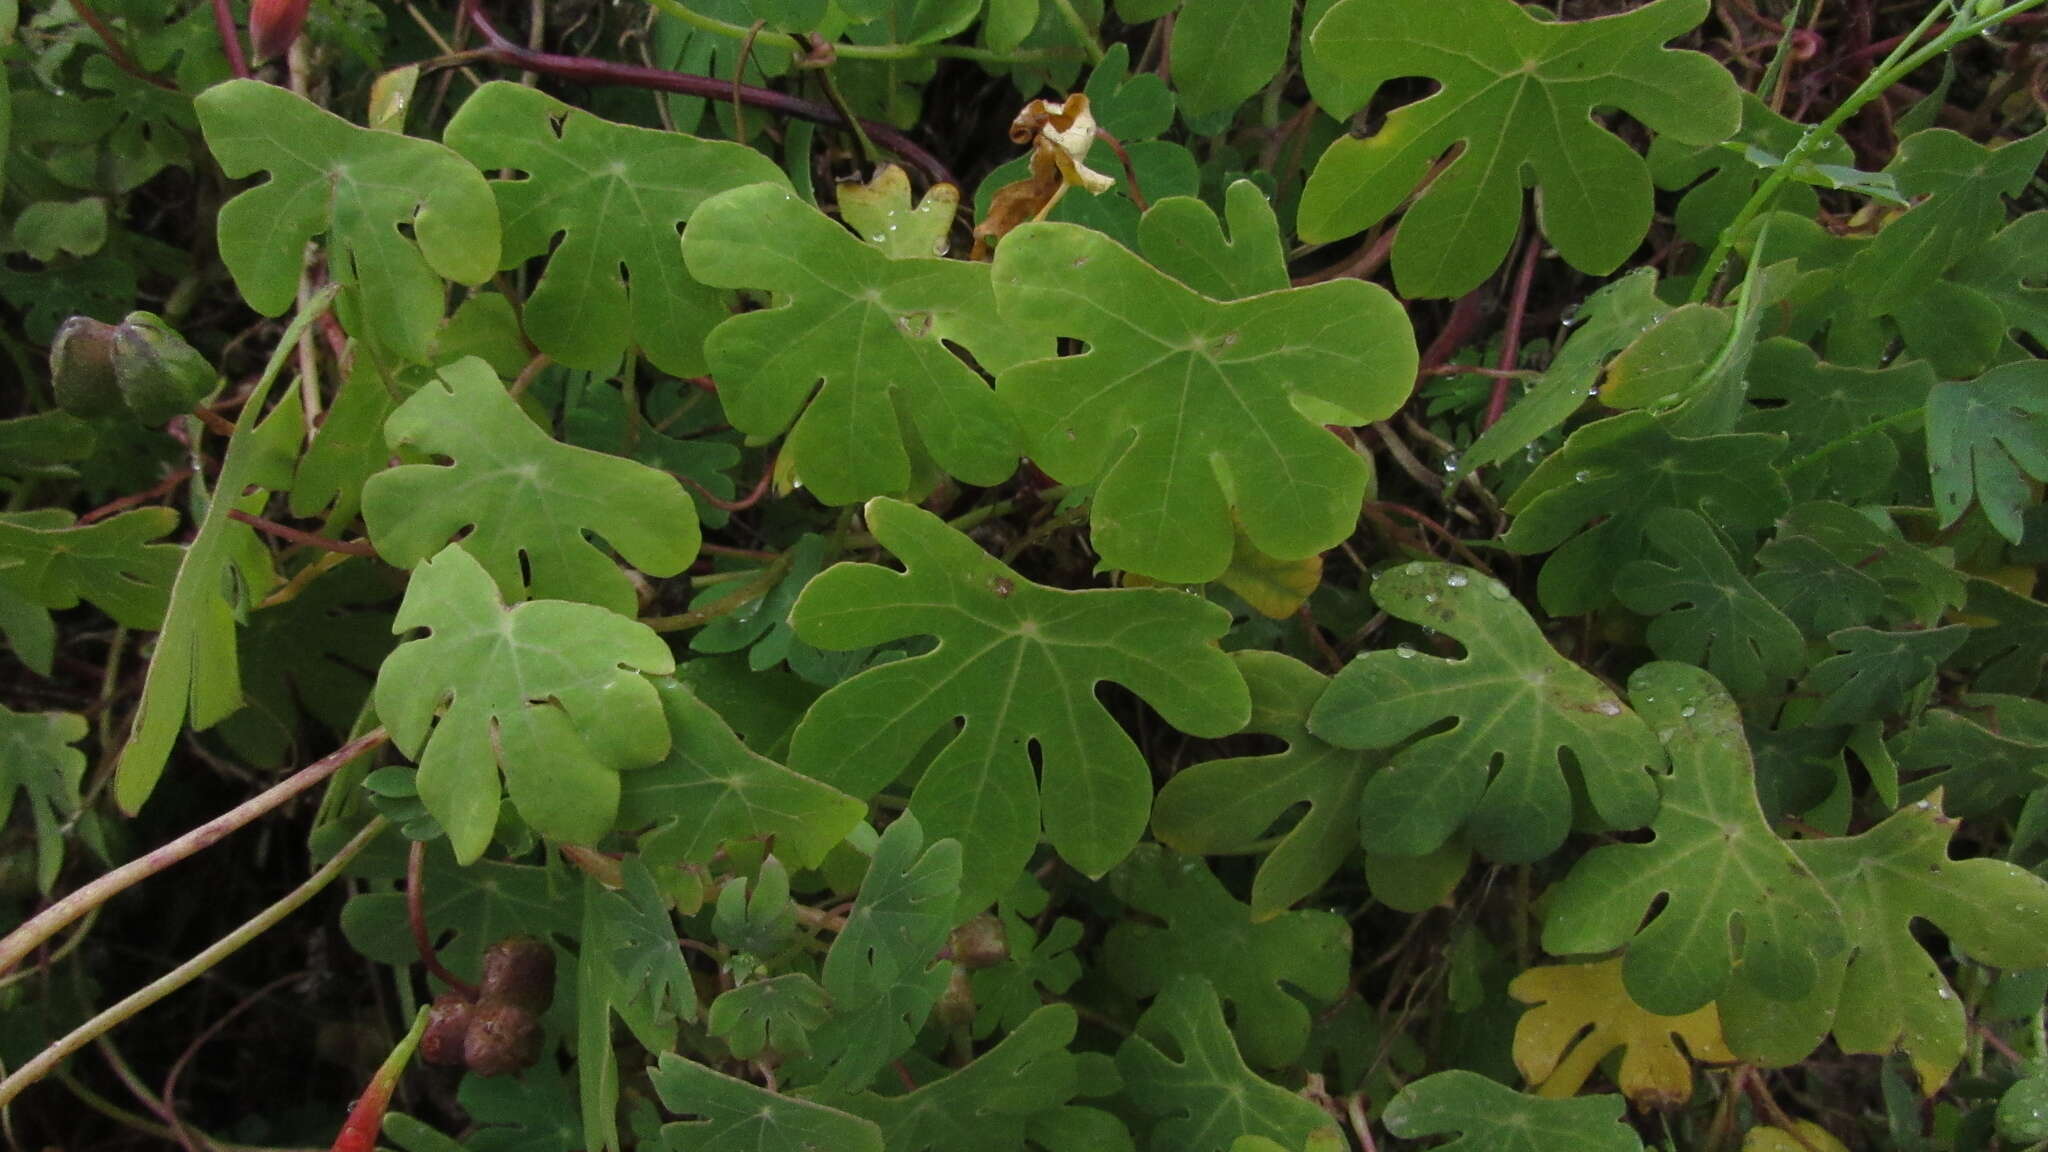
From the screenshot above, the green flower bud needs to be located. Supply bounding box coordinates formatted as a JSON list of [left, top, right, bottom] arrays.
[[48, 316, 123, 418], [112, 311, 216, 425]]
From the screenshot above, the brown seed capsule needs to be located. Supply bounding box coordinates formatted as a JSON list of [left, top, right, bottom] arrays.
[[947, 914, 1009, 970], [418, 993, 474, 1067], [462, 1001, 542, 1077], [478, 935, 555, 1015]]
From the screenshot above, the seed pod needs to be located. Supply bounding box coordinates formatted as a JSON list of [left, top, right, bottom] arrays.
[[947, 913, 1008, 970], [111, 312, 214, 425], [462, 1001, 541, 1077], [49, 316, 123, 418], [477, 935, 555, 1014], [418, 993, 473, 1067], [250, 0, 310, 61]]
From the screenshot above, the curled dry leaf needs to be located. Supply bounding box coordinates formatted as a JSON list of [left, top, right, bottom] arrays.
[[972, 94, 1117, 259]]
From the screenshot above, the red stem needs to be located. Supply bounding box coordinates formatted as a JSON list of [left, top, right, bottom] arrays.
[[457, 1, 957, 189], [71, 1, 182, 91], [407, 839, 481, 999], [228, 509, 379, 556], [684, 461, 776, 513], [211, 0, 251, 79], [79, 468, 194, 525], [1484, 233, 1543, 429]]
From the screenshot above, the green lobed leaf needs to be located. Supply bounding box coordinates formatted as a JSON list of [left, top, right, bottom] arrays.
[[652, 1053, 883, 1152], [617, 677, 865, 871], [372, 544, 675, 863], [443, 82, 788, 377], [1763, 501, 1963, 628], [992, 219, 1415, 582], [1648, 91, 1848, 248], [1116, 975, 1339, 1152], [708, 973, 828, 1061], [1152, 651, 1376, 922], [0, 706, 86, 892], [1308, 562, 1662, 863], [1799, 624, 1969, 728], [341, 835, 582, 982], [1928, 360, 2048, 545], [1953, 576, 2048, 696], [1298, 0, 1739, 297], [1842, 128, 2048, 320], [600, 857, 698, 1027], [1739, 338, 1935, 504], [1104, 845, 1349, 1068], [682, 183, 1045, 505], [1720, 794, 2048, 1091], [1136, 180, 1289, 301], [1615, 508, 1806, 698], [361, 356, 701, 617], [195, 79, 498, 362], [0, 506, 178, 676], [788, 497, 1249, 911], [1542, 663, 1841, 1017], [831, 1004, 1126, 1152], [1893, 696, 2048, 817], [1380, 1070, 1644, 1152], [1503, 411, 1791, 614], [810, 812, 961, 1093]]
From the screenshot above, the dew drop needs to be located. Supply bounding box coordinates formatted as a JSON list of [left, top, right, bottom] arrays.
[[1395, 644, 1418, 659], [1595, 699, 1622, 716], [1423, 593, 1439, 605], [1404, 562, 1425, 576], [1446, 573, 1469, 588], [1559, 303, 1584, 328], [1441, 452, 1461, 474], [1679, 705, 1696, 719], [1486, 581, 1512, 600], [1574, 470, 1591, 483]]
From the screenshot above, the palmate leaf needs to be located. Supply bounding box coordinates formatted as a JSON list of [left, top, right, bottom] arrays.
[[1152, 651, 1376, 922], [1381, 1070, 1644, 1152], [1893, 696, 2048, 816], [708, 973, 828, 1061], [991, 219, 1415, 582], [1510, 959, 1733, 1107], [0, 706, 86, 892], [1763, 501, 1963, 627], [443, 82, 787, 377], [599, 857, 697, 1026], [833, 1005, 1126, 1152], [1649, 91, 1852, 248], [195, 79, 498, 362], [1799, 624, 1968, 728], [1720, 794, 2048, 1091], [810, 813, 960, 1093], [1297, 0, 1739, 297], [681, 183, 1046, 505], [1738, 338, 1935, 504], [1928, 360, 2048, 545], [1542, 663, 1841, 1017], [652, 1054, 882, 1152], [0, 506, 178, 675], [1615, 508, 1805, 699], [787, 498, 1249, 911], [1137, 182, 1290, 301], [1308, 562, 1662, 864], [1104, 845, 1350, 1068], [1953, 576, 2048, 695], [373, 544, 675, 863], [1842, 128, 2048, 321], [362, 356, 701, 617], [1116, 976, 1339, 1152], [617, 678, 865, 871], [1503, 411, 1790, 614]]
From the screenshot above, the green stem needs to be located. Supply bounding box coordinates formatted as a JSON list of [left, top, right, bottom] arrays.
[[643, 551, 797, 632], [0, 817, 389, 1108], [1043, 0, 1106, 66], [646, 0, 1075, 64], [1689, 0, 2047, 304]]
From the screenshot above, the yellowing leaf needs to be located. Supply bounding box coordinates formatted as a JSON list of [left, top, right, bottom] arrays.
[[1219, 529, 1323, 620], [838, 163, 958, 259], [1741, 1121, 1849, 1152], [1510, 959, 1732, 1108]]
